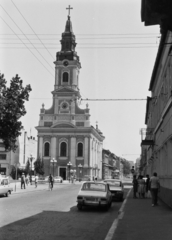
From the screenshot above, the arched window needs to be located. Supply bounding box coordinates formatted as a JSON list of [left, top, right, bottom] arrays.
[[63, 72, 69, 83], [60, 142, 67, 156], [77, 143, 83, 157], [44, 142, 50, 156]]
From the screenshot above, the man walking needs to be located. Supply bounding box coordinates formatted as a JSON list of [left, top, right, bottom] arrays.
[[150, 172, 160, 206], [21, 173, 26, 189], [35, 175, 39, 188], [48, 174, 54, 190], [132, 175, 138, 198]]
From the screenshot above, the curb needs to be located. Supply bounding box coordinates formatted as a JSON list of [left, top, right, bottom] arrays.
[[104, 188, 132, 240]]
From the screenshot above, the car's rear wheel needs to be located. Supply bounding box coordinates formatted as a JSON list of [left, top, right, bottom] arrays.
[[5, 191, 9, 197], [77, 204, 82, 210], [104, 204, 109, 211]]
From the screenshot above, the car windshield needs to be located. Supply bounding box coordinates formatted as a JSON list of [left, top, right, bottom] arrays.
[[105, 180, 121, 187], [82, 183, 106, 192]]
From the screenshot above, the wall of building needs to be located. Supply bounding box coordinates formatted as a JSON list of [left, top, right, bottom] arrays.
[[143, 31, 172, 208]]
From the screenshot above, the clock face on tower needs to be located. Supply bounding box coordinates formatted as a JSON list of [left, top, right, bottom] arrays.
[[63, 61, 69, 66]]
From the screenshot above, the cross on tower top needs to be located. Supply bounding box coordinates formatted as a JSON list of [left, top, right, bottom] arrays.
[[66, 5, 73, 16]]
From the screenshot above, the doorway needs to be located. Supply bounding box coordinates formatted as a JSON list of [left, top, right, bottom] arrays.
[[59, 167, 66, 180]]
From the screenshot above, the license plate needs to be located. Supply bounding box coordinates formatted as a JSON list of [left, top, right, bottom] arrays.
[[86, 197, 97, 201]]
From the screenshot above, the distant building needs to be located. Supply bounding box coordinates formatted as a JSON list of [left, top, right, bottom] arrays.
[[0, 139, 19, 176], [102, 149, 116, 179], [18, 130, 37, 170], [135, 157, 141, 175]]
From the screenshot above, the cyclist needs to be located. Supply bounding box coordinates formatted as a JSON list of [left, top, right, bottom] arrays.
[[48, 174, 54, 190]]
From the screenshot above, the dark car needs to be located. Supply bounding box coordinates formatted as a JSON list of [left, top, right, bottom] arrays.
[[104, 179, 124, 201]]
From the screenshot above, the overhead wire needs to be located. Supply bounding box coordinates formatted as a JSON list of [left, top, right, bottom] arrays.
[[0, 16, 54, 78], [0, 4, 54, 77], [11, 0, 54, 60]]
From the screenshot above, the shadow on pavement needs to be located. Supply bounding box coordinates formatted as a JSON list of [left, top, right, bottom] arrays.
[[0, 201, 120, 240]]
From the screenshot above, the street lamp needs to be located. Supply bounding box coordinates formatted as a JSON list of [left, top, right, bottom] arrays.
[[50, 158, 57, 177], [78, 164, 82, 182], [67, 161, 72, 182], [30, 155, 35, 185], [14, 163, 20, 192]]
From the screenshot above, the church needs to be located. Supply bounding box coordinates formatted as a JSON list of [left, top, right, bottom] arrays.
[[36, 10, 105, 180]]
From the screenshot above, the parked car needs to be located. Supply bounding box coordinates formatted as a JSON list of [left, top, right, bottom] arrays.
[[0, 177, 13, 197], [54, 176, 63, 183], [77, 181, 112, 210], [104, 179, 124, 201]]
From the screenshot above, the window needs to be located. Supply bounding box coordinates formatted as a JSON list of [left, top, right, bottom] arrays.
[[60, 142, 67, 156], [44, 142, 50, 156], [63, 72, 69, 83], [77, 143, 83, 157], [0, 154, 6, 160]]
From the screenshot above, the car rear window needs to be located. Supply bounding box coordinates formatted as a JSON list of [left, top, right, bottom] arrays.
[[82, 183, 106, 192], [105, 181, 121, 187], [1, 179, 8, 185]]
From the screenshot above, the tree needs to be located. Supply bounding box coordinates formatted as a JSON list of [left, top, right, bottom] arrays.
[[25, 159, 31, 175], [34, 157, 44, 175], [0, 73, 32, 151], [121, 159, 131, 175]]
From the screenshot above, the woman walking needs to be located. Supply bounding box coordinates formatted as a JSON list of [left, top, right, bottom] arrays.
[[137, 175, 145, 198]]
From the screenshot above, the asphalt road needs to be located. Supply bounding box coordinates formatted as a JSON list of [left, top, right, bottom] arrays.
[[0, 183, 130, 240]]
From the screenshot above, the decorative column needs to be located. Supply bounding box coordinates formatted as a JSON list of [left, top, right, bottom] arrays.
[[39, 136, 43, 159], [84, 136, 89, 167], [70, 136, 76, 166], [55, 67, 59, 88], [51, 137, 56, 159]]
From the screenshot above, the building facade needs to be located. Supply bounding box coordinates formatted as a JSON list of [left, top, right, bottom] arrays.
[[0, 139, 19, 176], [141, 2, 172, 207], [102, 150, 117, 179], [36, 15, 104, 180]]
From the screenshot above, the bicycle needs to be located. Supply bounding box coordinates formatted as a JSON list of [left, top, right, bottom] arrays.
[[49, 181, 53, 190]]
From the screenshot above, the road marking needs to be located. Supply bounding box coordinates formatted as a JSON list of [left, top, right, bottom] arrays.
[[104, 188, 132, 240]]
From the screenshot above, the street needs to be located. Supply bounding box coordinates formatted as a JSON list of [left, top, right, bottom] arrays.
[[0, 183, 129, 240]]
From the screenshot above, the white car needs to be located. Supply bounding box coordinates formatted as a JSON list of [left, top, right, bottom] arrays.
[[54, 176, 63, 183], [77, 181, 112, 210], [0, 177, 13, 197]]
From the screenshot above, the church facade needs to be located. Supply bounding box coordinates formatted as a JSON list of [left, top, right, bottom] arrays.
[[36, 14, 104, 180]]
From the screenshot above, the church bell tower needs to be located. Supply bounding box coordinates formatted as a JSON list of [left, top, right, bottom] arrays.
[[36, 7, 104, 180]]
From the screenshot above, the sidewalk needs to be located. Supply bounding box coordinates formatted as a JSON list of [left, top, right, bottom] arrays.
[[112, 189, 172, 240]]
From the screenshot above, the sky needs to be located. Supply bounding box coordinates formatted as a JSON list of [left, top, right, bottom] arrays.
[[0, 0, 160, 162]]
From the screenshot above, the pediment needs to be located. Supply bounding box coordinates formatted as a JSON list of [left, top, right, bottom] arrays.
[[56, 87, 76, 93], [51, 122, 76, 129]]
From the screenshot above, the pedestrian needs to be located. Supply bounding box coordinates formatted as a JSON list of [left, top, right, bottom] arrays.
[[21, 173, 26, 189], [71, 175, 74, 183], [145, 174, 151, 198], [30, 175, 32, 185], [150, 172, 160, 206], [132, 175, 138, 198], [25, 175, 29, 185], [48, 174, 54, 190], [35, 175, 39, 188], [137, 175, 145, 198]]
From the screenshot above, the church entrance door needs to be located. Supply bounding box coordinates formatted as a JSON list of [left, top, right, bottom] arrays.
[[59, 167, 66, 180]]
